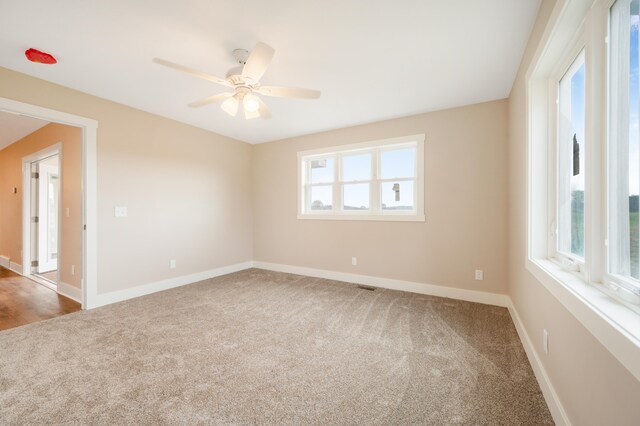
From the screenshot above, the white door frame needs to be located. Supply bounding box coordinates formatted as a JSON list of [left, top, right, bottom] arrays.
[[0, 97, 98, 309], [22, 145, 62, 282]]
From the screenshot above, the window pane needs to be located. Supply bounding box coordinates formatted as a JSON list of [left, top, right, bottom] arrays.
[[609, 0, 640, 282], [310, 157, 334, 183], [310, 185, 332, 210], [381, 181, 414, 210], [342, 153, 371, 181], [558, 52, 585, 258], [343, 183, 370, 210], [380, 147, 415, 179]]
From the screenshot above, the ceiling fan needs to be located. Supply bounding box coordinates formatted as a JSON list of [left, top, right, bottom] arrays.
[[153, 42, 320, 120]]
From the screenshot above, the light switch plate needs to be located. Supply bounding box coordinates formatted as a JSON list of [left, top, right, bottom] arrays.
[[114, 206, 127, 217]]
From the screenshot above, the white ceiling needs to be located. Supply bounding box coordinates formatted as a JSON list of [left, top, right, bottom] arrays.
[[0, 111, 49, 150], [0, 0, 541, 144]]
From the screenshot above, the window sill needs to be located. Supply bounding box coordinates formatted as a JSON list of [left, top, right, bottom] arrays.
[[526, 258, 640, 382], [297, 214, 425, 222]]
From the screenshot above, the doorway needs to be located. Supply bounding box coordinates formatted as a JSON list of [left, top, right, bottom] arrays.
[[30, 153, 61, 288], [21, 144, 63, 292], [0, 96, 98, 309]]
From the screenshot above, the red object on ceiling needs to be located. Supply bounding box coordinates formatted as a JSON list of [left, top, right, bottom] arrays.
[[25, 48, 57, 64]]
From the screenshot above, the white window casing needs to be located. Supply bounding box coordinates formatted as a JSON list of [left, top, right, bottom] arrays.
[[297, 134, 425, 222], [526, 0, 640, 384]]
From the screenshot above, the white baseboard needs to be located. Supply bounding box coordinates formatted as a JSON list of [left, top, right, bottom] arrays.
[[91, 260, 508, 309], [93, 261, 253, 308], [252, 261, 510, 307], [0, 255, 9, 269], [9, 262, 22, 275], [507, 300, 570, 426], [57, 281, 82, 303]]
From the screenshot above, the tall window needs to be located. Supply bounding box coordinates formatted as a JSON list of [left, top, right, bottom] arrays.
[[527, 0, 640, 381], [298, 135, 425, 221], [557, 51, 586, 261], [609, 0, 640, 291]]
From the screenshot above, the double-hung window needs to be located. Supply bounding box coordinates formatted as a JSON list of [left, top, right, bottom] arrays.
[[298, 134, 425, 221]]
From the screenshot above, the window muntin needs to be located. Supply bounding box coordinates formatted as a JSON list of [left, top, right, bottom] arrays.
[[299, 135, 424, 220], [608, 0, 640, 293], [557, 50, 586, 261]]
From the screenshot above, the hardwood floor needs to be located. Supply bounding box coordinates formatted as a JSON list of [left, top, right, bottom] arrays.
[[0, 267, 80, 331], [38, 270, 58, 282]]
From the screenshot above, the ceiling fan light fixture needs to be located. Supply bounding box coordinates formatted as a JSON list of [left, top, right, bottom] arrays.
[[244, 107, 261, 120], [243, 93, 260, 113], [220, 95, 239, 116]]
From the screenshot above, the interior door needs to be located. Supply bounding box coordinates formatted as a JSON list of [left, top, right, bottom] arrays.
[[32, 155, 60, 274]]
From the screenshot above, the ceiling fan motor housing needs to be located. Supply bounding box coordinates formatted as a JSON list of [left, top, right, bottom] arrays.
[[227, 48, 250, 79], [235, 86, 252, 99], [232, 48, 249, 64]]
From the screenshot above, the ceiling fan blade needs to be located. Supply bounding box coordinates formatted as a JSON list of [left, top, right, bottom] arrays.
[[221, 94, 240, 116], [241, 42, 275, 83], [153, 58, 231, 87], [257, 97, 272, 119], [257, 86, 321, 99], [188, 92, 232, 108]]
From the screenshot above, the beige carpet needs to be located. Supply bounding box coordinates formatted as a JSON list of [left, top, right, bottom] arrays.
[[0, 268, 553, 425]]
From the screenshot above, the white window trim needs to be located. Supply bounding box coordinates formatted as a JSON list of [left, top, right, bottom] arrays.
[[297, 134, 425, 222], [527, 0, 640, 383]]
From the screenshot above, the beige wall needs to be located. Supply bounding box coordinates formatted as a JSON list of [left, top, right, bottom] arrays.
[[253, 100, 509, 295], [0, 67, 253, 295], [0, 123, 82, 287], [3, 16, 640, 421], [508, 1, 640, 424]]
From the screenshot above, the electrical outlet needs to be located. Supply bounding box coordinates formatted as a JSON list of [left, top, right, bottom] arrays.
[[170, 259, 176, 269], [543, 329, 549, 354], [71, 265, 75, 276], [352, 257, 357, 266], [475, 269, 484, 280], [66, 207, 70, 217]]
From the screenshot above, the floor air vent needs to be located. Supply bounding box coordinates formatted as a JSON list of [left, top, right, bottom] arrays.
[[357, 285, 376, 291]]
